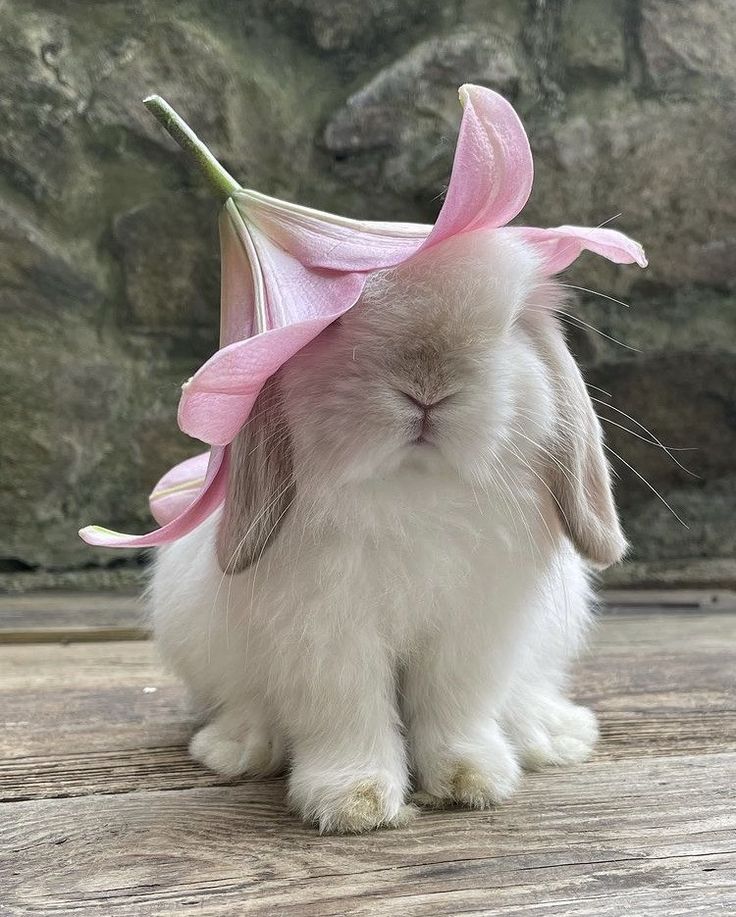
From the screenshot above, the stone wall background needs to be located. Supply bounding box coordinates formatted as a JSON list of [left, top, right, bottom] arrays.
[[2, 0, 734, 592]]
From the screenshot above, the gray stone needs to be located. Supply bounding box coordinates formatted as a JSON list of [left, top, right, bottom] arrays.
[[522, 95, 736, 294], [82, 20, 235, 154], [0, 9, 89, 202], [265, 0, 452, 54], [683, 239, 736, 292], [0, 202, 201, 569], [0, 205, 99, 315], [561, 0, 627, 78], [0, 306, 198, 569], [0, 566, 146, 596], [113, 194, 220, 331], [641, 0, 736, 94], [585, 343, 736, 568], [324, 27, 534, 199]]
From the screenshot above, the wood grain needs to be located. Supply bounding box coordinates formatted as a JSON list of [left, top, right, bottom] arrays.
[[601, 588, 736, 612], [0, 601, 734, 915], [1, 754, 734, 915], [0, 592, 147, 643]]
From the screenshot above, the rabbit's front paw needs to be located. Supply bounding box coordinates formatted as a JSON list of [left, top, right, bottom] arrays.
[[289, 771, 413, 834], [413, 728, 522, 810]]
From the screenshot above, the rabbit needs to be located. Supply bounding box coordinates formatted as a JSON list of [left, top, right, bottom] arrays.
[[151, 228, 625, 833]]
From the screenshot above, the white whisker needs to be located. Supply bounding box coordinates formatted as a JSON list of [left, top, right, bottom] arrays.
[[560, 283, 630, 309], [603, 444, 689, 527]]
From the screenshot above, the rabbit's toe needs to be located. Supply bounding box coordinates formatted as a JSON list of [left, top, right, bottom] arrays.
[[415, 754, 521, 810], [329, 782, 416, 834], [290, 771, 411, 834], [451, 760, 520, 807]]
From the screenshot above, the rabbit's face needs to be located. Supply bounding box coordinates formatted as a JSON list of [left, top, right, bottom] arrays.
[[280, 230, 550, 489], [219, 229, 626, 573]]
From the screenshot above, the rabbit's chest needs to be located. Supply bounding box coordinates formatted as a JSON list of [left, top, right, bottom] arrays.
[[328, 477, 520, 642]]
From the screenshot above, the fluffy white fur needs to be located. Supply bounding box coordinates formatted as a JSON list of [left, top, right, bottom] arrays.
[[151, 230, 622, 833]]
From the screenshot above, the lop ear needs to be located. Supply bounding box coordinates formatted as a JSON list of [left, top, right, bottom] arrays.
[[216, 376, 295, 574], [530, 314, 627, 569]]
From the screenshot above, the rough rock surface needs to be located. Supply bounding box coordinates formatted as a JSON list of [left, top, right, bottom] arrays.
[[2, 0, 735, 588]]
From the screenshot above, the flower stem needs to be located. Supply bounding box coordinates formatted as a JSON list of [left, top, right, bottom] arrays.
[[143, 95, 241, 201]]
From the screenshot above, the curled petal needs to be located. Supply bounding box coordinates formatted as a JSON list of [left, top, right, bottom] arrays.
[[238, 84, 534, 270], [149, 451, 210, 525], [79, 447, 228, 547], [511, 225, 648, 275], [425, 84, 534, 249]]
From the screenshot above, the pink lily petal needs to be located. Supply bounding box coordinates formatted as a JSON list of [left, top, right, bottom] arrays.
[[148, 451, 210, 525], [179, 221, 367, 444], [424, 84, 534, 250], [511, 225, 648, 275], [241, 189, 430, 271], [219, 205, 258, 345], [79, 200, 265, 546], [249, 226, 367, 330], [179, 316, 356, 446], [79, 447, 228, 547], [242, 85, 533, 270]]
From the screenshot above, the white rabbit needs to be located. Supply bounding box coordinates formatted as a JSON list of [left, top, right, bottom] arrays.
[[151, 229, 625, 833]]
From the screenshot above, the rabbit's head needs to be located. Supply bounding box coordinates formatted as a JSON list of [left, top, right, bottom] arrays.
[[217, 230, 626, 573]]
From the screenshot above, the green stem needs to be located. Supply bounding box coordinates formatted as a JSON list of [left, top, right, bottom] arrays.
[[143, 95, 241, 201]]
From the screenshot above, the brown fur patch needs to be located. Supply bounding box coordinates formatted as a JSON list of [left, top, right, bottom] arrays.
[[216, 377, 295, 574], [523, 312, 627, 568]]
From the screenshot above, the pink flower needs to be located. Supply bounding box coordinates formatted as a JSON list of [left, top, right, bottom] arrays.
[[80, 85, 646, 548]]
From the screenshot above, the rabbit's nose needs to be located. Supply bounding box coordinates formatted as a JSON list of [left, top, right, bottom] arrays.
[[400, 390, 453, 444], [401, 391, 453, 412]]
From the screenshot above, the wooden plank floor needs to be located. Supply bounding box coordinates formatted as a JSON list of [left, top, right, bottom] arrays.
[[1, 593, 734, 915]]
